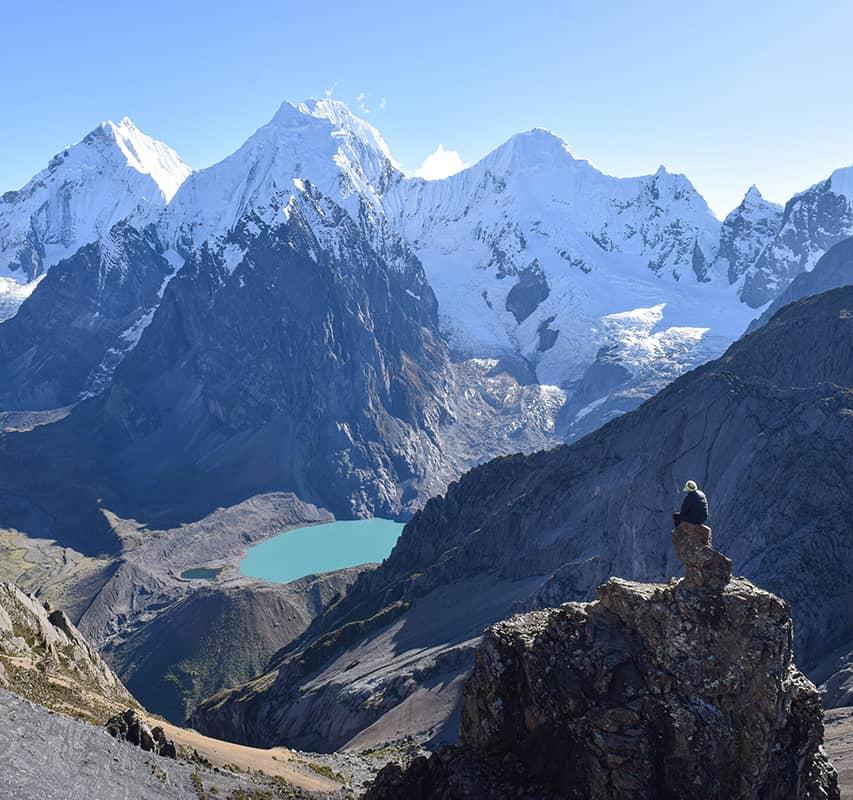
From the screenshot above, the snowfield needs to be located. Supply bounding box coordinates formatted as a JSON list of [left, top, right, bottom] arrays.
[[2, 100, 851, 435]]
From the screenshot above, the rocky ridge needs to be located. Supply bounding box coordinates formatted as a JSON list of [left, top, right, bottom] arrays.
[[748, 234, 853, 333], [0, 586, 373, 798], [740, 168, 853, 307], [365, 524, 839, 800], [0, 581, 135, 724]]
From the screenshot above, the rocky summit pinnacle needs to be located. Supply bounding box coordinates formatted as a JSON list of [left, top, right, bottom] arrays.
[[365, 524, 839, 800], [671, 521, 732, 590]]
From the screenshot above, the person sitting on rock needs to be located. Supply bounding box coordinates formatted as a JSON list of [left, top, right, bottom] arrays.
[[673, 480, 709, 527]]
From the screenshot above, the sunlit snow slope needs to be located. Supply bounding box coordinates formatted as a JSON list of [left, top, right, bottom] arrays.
[[0, 118, 190, 313]]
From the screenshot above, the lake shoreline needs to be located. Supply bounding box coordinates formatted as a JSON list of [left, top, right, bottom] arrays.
[[239, 518, 405, 585]]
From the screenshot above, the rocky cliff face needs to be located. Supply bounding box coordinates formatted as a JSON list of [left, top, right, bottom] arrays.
[[715, 185, 783, 286], [0, 223, 173, 410], [748, 235, 853, 333], [0, 180, 565, 557], [365, 524, 839, 800], [94, 182, 453, 521], [0, 582, 135, 724], [740, 171, 853, 307], [192, 286, 853, 751]]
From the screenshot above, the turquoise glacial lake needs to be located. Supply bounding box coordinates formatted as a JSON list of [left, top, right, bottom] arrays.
[[239, 518, 405, 584]]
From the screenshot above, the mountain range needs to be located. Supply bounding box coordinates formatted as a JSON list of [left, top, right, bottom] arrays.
[[1, 100, 853, 746], [2, 100, 853, 443]]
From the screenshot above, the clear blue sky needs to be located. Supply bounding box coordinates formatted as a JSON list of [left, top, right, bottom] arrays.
[[2, 0, 851, 217]]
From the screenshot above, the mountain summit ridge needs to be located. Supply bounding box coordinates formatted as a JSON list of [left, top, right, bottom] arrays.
[[0, 117, 190, 283], [1, 99, 852, 493]]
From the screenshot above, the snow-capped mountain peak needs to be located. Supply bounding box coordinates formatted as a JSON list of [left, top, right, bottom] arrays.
[[99, 117, 191, 201], [743, 184, 764, 202], [0, 118, 191, 282], [380, 126, 731, 388], [296, 98, 400, 168], [737, 165, 853, 307], [163, 99, 400, 253], [4, 98, 851, 441], [734, 184, 779, 214], [497, 127, 575, 157], [828, 164, 853, 200], [714, 185, 783, 288]]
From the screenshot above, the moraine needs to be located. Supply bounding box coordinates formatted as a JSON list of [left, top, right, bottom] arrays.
[[239, 518, 405, 584]]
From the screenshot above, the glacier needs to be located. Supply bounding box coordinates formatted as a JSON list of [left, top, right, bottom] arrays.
[[2, 99, 852, 436]]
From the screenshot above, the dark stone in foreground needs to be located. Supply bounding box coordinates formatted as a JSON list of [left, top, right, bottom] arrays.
[[106, 708, 177, 759], [671, 521, 732, 589], [366, 526, 839, 800]]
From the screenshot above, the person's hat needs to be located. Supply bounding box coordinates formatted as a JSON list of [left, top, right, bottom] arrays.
[[683, 480, 697, 492]]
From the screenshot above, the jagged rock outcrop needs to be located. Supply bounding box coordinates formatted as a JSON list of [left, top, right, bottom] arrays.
[[0, 582, 135, 723], [366, 524, 839, 800], [748, 234, 853, 333], [715, 185, 783, 287], [106, 708, 177, 758], [741, 171, 853, 307], [671, 520, 732, 589]]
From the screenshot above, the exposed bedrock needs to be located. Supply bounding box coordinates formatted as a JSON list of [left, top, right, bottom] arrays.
[[366, 524, 839, 800]]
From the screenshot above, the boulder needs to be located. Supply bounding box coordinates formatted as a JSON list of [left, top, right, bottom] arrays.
[[106, 709, 176, 759], [672, 522, 732, 590], [365, 527, 839, 799]]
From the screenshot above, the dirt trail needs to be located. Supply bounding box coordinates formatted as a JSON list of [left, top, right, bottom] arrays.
[[148, 716, 342, 793]]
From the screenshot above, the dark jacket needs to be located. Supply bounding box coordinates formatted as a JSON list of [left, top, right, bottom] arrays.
[[680, 490, 709, 524]]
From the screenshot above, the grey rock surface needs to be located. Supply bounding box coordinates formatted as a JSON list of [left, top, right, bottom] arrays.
[[193, 572, 542, 752], [365, 527, 839, 799], [748, 235, 853, 333], [0, 223, 173, 411], [824, 707, 853, 799], [0, 689, 304, 800]]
